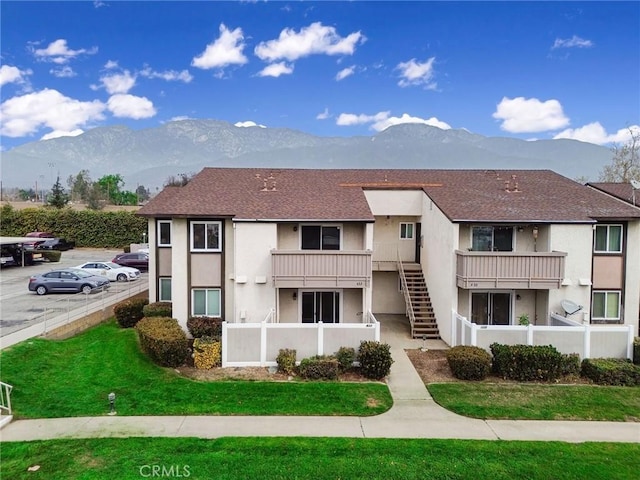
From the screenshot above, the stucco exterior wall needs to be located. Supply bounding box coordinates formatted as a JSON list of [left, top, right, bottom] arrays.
[[364, 190, 424, 216], [157, 247, 172, 277], [421, 195, 458, 345], [233, 222, 277, 323], [372, 271, 405, 313], [171, 218, 189, 330], [343, 288, 363, 323], [147, 218, 157, 301], [372, 216, 417, 262], [624, 220, 640, 335], [224, 219, 235, 324]]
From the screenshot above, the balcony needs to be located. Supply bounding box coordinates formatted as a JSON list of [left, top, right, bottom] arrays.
[[272, 250, 372, 288], [456, 250, 567, 289]]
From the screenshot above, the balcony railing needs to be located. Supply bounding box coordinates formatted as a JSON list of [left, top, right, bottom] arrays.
[[456, 250, 567, 289], [272, 250, 372, 288]]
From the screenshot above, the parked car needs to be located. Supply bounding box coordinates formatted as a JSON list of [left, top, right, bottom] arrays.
[[28, 268, 111, 295], [75, 261, 140, 282], [36, 238, 76, 251], [112, 252, 149, 270], [23, 231, 55, 250]]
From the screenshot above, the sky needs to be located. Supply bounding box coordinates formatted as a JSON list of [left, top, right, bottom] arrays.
[[1, 1, 639, 152]]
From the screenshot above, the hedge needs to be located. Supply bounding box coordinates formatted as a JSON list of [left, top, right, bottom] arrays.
[[135, 317, 189, 367], [581, 358, 640, 386], [490, 343, 565, 382], [113, 298, 149, 328], [358, 341, 394, 380], [446, 345, 492, 381], [143, 302, 173, 318], [187, 316, 223, 339], [298, 355, 340, 380], [0, 204, 147, 248]]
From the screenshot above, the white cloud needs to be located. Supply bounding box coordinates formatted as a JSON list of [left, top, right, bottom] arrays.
[[316, 108, 330, 120], [493, 96, 570, 133], [0, 65, 32, 86], [0, 88, 105, 137], [104, 60, 119, 69], [107, 94, 156, 119], [396, 57, 436, 88], [170, 116, 191, 122], [336, 111, 451, 132], [101, 70, 136, 94], [257, 62, 294, 77], [336, 66, 355, 81], [552, 35, 594, 49], [93, 1, 107, 8], [32, 39, 98, 64], [553, 122, 640, 145], [192, 24, 248, 70], [254, 22, 365, 62], [41, 129, 84, 141], [234, 120, 266, 128], [139, 67, 193, 83], [50, 66, 76, 78]]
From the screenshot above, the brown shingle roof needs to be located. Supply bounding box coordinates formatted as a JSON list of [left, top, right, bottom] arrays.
[[137, 168, 640, 223], [587, 182, 639, 207]]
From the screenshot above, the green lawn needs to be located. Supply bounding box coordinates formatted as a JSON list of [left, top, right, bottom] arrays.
[[428, 383, 640, 421], [2, 437, 639, 480], [0, 321, 391, 419]]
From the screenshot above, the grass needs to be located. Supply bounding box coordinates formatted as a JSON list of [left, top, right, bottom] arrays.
[[0, 321, 392, 419], [2, 437, 639, 480], [428, 383, 640, 421]]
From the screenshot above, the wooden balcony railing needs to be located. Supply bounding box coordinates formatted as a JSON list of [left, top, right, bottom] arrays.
[[456, 250, 567, 289], [272, 250, 372, 288]]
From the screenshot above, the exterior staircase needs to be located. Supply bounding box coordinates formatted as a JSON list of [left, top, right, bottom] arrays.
[[400, 264, 441, 339]]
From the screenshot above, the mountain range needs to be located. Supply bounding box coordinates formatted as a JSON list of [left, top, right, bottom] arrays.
[[0, 120, 611, 191]]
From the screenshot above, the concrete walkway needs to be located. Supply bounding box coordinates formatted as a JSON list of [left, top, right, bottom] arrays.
[[1, 315, 639, 443]]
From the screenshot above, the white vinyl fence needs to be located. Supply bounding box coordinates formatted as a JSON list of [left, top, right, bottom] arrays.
[[222, 313, 380, 367], [451, 310, 633, 359]]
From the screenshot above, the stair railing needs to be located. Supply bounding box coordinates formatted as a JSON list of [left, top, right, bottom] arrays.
[[397, 251, 416, 333]]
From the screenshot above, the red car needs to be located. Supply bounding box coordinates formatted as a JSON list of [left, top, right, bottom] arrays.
[[112, 252, 149, 270], [24, 231, 55, 250]]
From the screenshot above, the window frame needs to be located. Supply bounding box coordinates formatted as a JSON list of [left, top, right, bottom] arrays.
[[191, 288, 222, 317], [471, 225, 514, 252], [591, 290, 621, 321], [190, 220, 222, 252], [300, 224, 342, 251], [594, 224, 623, 254], [399, 222, 415, 240], [158, 277, 172, 302], [157, 220, 172, 247]]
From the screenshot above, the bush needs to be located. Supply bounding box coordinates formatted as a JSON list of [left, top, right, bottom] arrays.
[[41, 250, 62, 262], [561, 353, 581, 377], [634, 337, 640, 366], [143, 302, 172, 318], [335, 346, 356, 372], [113, 298, 149, 328], [446, 346, 492, 381], [193, 336, 222, 369], [358, 341, 394, 380], [135, 317, 189, 367], [490, 343, 564, 382], [187, 316, 223, 339], [581, 358, 640, 386], [298, 355, 339, 380], [276, 348, 297, 375]]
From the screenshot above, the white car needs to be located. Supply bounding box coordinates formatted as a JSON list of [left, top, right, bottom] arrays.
[[75, 261, 141, 282]]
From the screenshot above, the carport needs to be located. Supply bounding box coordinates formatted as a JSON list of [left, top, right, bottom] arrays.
[[0, 237, 44, 267]]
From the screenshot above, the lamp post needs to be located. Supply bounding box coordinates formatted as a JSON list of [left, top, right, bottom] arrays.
[[108, 392, 116, 415]]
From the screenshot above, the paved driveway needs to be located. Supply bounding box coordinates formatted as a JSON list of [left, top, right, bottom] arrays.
[[0, 248, 148, 338]]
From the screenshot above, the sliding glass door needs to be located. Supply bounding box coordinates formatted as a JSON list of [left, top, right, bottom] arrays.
[[301, 291, 340, 323]]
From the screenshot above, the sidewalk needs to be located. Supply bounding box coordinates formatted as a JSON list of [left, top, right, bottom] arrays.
[[1, 315, 639, 443]]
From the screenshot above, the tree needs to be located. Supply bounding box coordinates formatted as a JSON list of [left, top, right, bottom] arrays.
[[67, 170, 92, 202], [47, 176, 69, 209], [599, 127, 640, 182], [17, 188, 35, 201], [86, 183, 107, 210], [95, 174, 138, 205], [164, 172, 195, 187], [135, 184, 150, 202]]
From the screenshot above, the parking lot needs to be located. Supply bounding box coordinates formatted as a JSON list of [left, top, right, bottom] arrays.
[[0, 248, 148, 339]]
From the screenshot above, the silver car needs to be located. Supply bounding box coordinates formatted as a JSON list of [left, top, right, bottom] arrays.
[[28, 268, 111, 295]]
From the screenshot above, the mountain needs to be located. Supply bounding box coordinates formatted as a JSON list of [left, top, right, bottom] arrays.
[[0, 119, 611, 190]]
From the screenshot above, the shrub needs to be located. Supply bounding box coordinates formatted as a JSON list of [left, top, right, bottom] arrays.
[[41, 250, 62, 262], [490, 343, 564, 382], [561, 353, 581, 377], [193, 336, 222, 369], [298, 355, 339, 380], [276, 348, 297, 375], [135, 317, 189, 367], [446, 346, 492, 381], [187, 316, 223, 339], [358, 341, 394, 380], [581, 358, 640, 386], [335, 346, 356, 372], [113, 298, 149, 328], [143, 301, 172, 318], [634, 337, 640, 366]]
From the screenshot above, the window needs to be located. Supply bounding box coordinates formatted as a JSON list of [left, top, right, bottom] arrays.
[[592, 291, 620, 321], [301, 225, 340, 250], [471, 292, 512, 325], [191, 221, 222, 251], [472, 226, 513, 252], [301, 291, 340, 323], [400, 223, 414, 240], [159, 278, 172, 302], [192, 288, 221, 317], [158, 220, 172, 246], [594, 225, 622, 253]]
